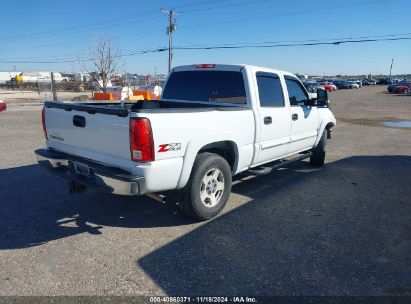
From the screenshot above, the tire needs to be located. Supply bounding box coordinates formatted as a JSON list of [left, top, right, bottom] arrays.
[[178, 152, 232, 221], [310, 130, 327, 166]]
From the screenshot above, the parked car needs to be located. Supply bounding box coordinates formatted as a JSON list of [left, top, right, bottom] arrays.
[[347, 79, 362, 88], [303, 82, 326, 93], [377, 78, 393, 85], [393, 84, 411, 94], [35, 64, 336, 221], [388, 81, 411, 93], [355, 80, 363, 88], [334, 81, 351, 89], [362, 79, 377, 86], [317, 82, 337, 92], [0, 100, 6, 112], [347, 81, 360, 89]]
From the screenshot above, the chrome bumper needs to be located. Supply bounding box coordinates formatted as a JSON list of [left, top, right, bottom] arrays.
[[34, 149, 145, 196]]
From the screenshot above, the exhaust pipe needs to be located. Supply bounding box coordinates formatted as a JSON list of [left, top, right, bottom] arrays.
[[69, 181, 87, 194], [146, 193, 167, 204]]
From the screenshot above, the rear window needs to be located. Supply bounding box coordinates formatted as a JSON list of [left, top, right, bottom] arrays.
[[162, 71, 247, 104]]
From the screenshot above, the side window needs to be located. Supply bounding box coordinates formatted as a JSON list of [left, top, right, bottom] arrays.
[[285, 76, 309, 106], [256, 72, 284, 107]]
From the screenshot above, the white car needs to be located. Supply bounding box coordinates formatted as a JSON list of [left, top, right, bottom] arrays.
[[349, 80, 362, 88], [348, 81, 360, 89], [35, 64, 336, 220]]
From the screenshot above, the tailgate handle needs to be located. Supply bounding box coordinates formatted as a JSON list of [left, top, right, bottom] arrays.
[[73, 115, 86, 128]]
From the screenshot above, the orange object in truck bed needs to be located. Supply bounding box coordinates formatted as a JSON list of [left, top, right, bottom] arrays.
[[133, 90, 151, 100], [132, 90, 160, 101], [93, 92, 113, 100]]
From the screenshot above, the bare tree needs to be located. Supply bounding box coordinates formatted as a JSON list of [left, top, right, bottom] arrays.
[[78, 37, 122, 92]]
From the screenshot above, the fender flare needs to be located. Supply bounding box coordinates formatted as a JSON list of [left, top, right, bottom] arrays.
[[315, 120, 335, 146], [176, 137, 239, 189]]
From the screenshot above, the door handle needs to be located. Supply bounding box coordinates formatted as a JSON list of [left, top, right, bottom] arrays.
[[264, 116, 272, 125], [292, 114, 299, 121]]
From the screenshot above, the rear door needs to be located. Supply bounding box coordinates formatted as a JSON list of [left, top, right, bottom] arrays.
[[255, 72, 292, 164], [284, 75, 319, 152]]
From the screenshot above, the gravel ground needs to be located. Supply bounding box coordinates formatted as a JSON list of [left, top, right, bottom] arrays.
[[0, 86, 410, 296]]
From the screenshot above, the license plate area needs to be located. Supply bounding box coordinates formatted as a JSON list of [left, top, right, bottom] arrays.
[[73, 161, 93, 177]]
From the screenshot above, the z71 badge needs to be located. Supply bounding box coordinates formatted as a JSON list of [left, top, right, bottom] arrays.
[[158, 143, 181, 152]]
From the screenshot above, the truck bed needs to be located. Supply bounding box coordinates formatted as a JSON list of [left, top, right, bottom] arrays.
[[44, 100, 249, 116], [43, 100, 255, 186]]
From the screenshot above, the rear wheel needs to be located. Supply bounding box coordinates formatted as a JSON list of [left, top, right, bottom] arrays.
[[310, 130, 327, 166], [178, 153, 232, 221]]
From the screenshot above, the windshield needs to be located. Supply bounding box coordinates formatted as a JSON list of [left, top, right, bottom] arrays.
[[162, 71, 247, 105]]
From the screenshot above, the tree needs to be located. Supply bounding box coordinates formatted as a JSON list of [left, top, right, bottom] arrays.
[[78, 37, 122, 92]]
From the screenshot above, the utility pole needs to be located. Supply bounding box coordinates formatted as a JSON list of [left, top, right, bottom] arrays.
[[50, 72, 57, 101], [389, 58, 394, 79], [161, 9, 179, 74]]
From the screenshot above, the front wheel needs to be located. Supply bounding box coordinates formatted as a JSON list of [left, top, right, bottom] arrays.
[[178, 152, 232, 221]]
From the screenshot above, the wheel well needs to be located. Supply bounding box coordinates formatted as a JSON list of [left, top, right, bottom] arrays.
[[198, 141, 237, 172], [325, 122, 334, 139]]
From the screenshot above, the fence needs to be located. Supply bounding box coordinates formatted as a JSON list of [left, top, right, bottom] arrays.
[[0, 80, 100, 102]]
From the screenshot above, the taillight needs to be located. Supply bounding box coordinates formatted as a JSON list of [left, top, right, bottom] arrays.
[[130, 118, 154, 162], [195, 64, 216, 69], [42, 107, 48, 140]]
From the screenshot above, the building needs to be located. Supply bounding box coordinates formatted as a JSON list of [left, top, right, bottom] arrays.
[[15, 72, 69, 84], [0, 72, 21, 84]]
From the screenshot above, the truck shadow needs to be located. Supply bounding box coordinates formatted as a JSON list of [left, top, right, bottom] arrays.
[[137, 155, 411, 296], [0, 165, 193, 250], [1, 155, 410, 298]]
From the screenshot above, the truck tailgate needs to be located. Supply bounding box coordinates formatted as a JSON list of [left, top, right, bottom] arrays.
[[44, 106, 131, 161]]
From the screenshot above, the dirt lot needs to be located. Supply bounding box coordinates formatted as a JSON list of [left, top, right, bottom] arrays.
[[0, 86, 410, 297]]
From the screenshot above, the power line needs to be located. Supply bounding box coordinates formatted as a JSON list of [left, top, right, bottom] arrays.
[[1, 35, 410, 64], [0, 0, 229, 42], [180, 0, 272, 14], [173, 36, 411, 50], [4, 31, 410, 62], [178, 0, 393, 31], [0, 11, 159, 42], [174, 32, 411, 48], [0, 0, 264, 47], [0, 0, 392, 52]]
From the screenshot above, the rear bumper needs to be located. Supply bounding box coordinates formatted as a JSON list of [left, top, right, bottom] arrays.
[[34, 149, 145, 195]]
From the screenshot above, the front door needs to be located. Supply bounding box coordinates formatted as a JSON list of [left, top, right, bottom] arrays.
[[284, 76, 319, 153]]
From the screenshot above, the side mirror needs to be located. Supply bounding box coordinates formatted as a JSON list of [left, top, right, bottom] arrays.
[[317, 89, 329, 107], [305, 98, 316, 106]]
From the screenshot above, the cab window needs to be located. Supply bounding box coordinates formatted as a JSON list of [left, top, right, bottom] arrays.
[[256, 72, 284, 107], [285, 76, 309, 106]]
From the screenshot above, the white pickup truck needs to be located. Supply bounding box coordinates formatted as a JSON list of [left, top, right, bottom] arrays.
[[35, 64, 336, 220]]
